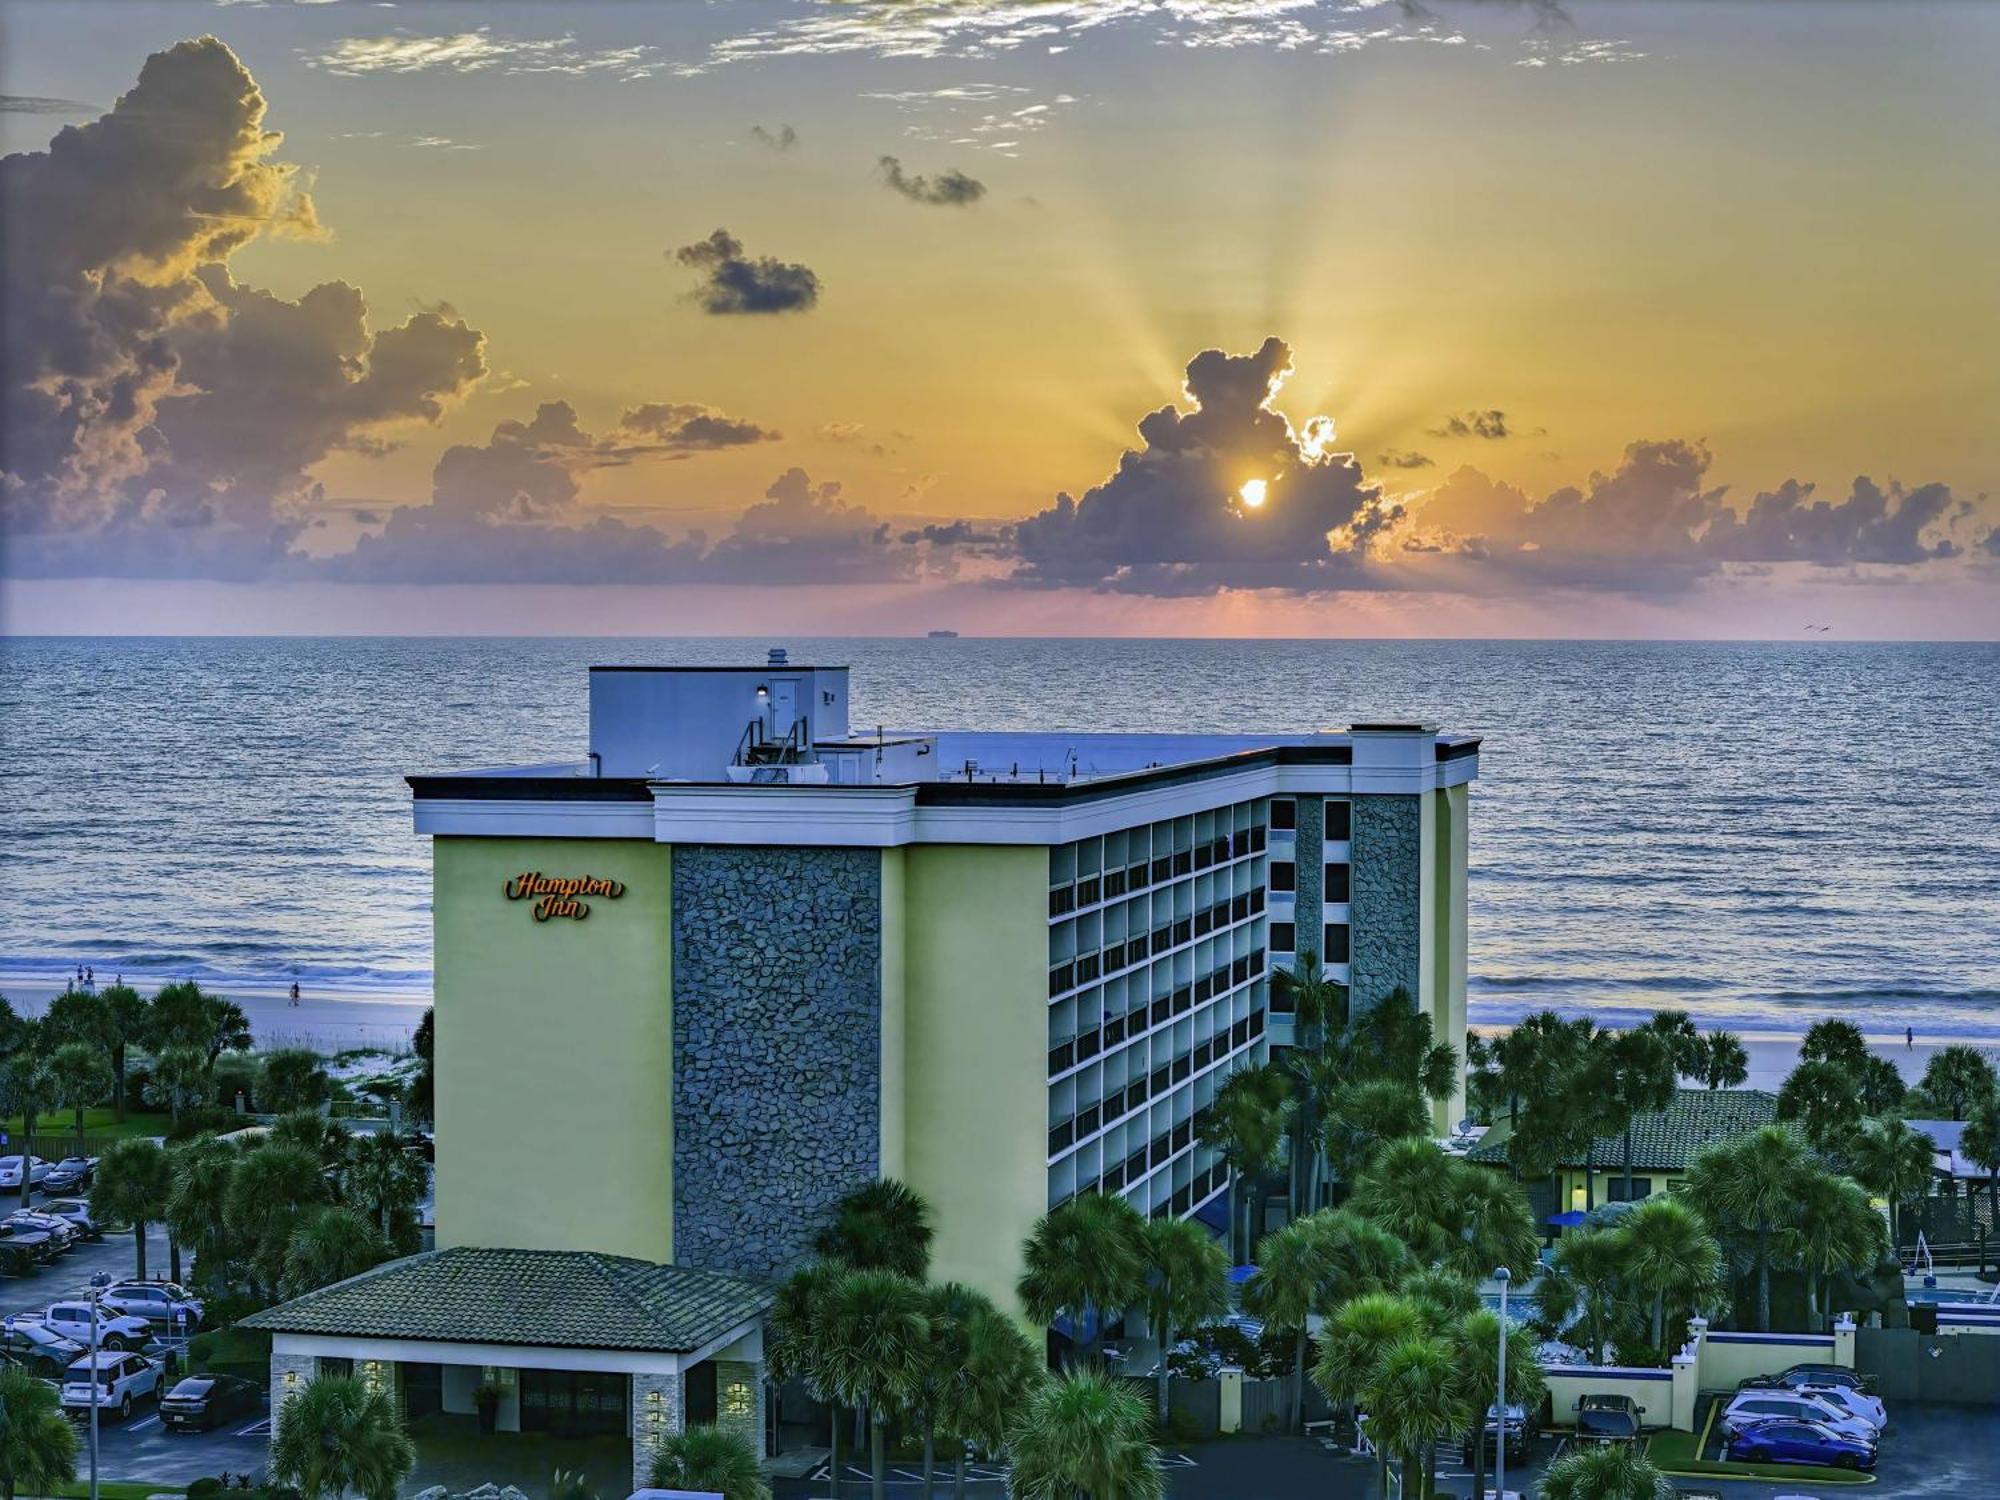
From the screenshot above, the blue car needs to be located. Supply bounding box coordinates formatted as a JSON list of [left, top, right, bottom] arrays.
[[1725, 1417, 1875, 1470]]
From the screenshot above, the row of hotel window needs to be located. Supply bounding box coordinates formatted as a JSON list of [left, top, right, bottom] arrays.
[[1049, 894, 1267, 999], [1052, 1141, 1233, 1219], [1048, 1008, 1268, 1157], [1271, 797, 1354, 839], [1271, 923, 1352, 965], [1048, 801, 1271, 918], [1049, 943, 1268, 1074], [1268, 862, 1353, 900]]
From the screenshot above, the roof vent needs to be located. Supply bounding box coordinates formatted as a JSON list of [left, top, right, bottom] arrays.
[[767, 647, 789, 666]]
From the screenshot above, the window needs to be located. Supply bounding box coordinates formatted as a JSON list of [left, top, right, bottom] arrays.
[[1271, 798, 1297, 831], [1324, 863, 1351, 902], [1325, 799, 1351, 840], [1322, 923, 1350, 964], [1270, 861, 1296, 893], [1271, 921, 1296, 953], [1607, 1176, 1654, 1202]]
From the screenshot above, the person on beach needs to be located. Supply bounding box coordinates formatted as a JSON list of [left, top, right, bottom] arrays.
[[1907, 1026, 1914, 1050], [290, 981, 301, 1007]]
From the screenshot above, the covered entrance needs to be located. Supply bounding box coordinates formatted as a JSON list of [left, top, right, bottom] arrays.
[[242, 1246, 773, 1490]]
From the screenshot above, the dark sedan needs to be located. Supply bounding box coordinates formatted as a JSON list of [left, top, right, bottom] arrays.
[[1725, 1416, 1876, 1470], [42, 1157, 96, 1193], [159, 1373, 264, 1432]]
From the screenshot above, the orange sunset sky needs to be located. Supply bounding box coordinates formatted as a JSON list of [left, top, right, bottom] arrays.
[[3, 0, 1998, 636]]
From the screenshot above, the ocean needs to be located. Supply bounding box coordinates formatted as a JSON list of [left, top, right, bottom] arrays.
[[2, 637, 1996, 1038]]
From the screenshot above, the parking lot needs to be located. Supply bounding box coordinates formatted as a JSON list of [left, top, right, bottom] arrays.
[[0, 1194, 270, 1485]]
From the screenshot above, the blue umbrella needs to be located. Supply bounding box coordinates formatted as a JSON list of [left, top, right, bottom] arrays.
[[1545, 1209, 1588, 1228]]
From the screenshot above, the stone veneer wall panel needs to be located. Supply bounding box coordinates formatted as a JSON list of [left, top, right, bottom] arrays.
[[671, 845, 881, 1279], [1349, 794, 1422, 1015], [632, 1369, 685, 1488], [1291, 793, 1325, 965]]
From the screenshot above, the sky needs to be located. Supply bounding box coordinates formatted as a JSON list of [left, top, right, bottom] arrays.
[[3, 0, 1998, 637]]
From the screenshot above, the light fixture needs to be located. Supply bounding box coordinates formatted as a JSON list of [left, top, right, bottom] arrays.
[[755, 684, 768, 700]]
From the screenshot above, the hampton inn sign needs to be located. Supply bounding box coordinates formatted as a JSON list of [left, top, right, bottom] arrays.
[[503, 872, 627, 923]]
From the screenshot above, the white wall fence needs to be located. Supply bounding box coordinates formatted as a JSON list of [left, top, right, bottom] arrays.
[[1541, 1316, 1858, 1434]]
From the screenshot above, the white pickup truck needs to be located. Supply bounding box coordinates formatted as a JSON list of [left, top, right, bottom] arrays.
[[34, 1301, 155, 1350]]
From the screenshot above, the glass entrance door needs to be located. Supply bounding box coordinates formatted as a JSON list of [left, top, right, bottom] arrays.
[[518, 1370, 628, 1437]]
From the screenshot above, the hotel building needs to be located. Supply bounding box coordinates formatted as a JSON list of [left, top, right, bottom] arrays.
[[248, 652, 1477, 1481]]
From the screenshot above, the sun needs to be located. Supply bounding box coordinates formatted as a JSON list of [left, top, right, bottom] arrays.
[[1238, 478, 1268, 509]]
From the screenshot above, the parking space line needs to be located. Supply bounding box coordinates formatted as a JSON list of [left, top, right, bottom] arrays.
[[126, 1415, 160, 1432], [236, 1417, 272, 1436]]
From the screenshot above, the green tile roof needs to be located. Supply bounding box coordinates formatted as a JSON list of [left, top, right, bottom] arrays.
[[241, 1247, 772, 1355], [1466, 1088, 1778, 1173]]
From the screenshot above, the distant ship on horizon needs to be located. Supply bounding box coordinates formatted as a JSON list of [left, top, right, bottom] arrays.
[[927, 629, 960, 639]]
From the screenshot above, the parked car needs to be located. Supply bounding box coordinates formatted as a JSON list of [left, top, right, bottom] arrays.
[[60, 1350, 164, 1420], [0, 1320, 86, 1376], [0, 1222, 56, 1270], [159, 1373, 263, 1432], [399, 1131, 435, 1164], [5, 1210, 78, 1252], [35, 1197, 100, 1241], [1461, 1402, 1540, 1463], [33, 1301, 155, 1351], [1740, 1369, 1888, 1427], [0, 1157, 52, 1191], [1718, 1390, 1879, 1446], [1725, 1416, 1877, 1470], [1751, 1361, 1878, 1396], [99, 1281, 204, 1327], [42, 1157, 97, 1193], [1573, 1393, 1644, 1443]]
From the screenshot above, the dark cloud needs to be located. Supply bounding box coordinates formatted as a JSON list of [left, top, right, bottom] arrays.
[[878, 156, 987, 206], [1428, 409, 1512, 439], [0, 95, 100, 115], [618, 402, 780, 451], [1377, 448, 1434, 469], [1409, 442, 1978, 592], [672, 228, 821, 314], [900, 520, 1006, 547], [1, 38, 484, 579], [1008, 337, 1397, 594], [749, 123, 798, 150]]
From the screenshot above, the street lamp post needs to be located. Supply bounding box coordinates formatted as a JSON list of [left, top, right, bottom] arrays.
[[88, 1270, 110, 1500], [1493, 1265, 1511, 1500]]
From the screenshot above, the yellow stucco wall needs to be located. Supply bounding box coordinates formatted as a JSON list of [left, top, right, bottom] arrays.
[[1435, 783, 1471, 1131], [901, 844, 1047, 1316], [432, 836, 674, 1260]]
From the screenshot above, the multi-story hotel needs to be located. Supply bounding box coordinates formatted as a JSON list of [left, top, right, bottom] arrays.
[[248, 652, 1477, 1480]]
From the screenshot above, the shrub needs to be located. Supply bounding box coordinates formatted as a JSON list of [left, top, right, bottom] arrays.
[[189, 1478, 225, 1500]]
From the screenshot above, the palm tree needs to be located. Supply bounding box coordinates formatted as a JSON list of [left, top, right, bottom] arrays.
[[1347, 1135, 1459, 1263], [344, 1130, 428, 1247], [1313, 1292, 1421, 1500], [204, 998, 254, 1070], [96, 982, 148, 1121], [1641, 1010, 1704, 1082], [1847, 1115, 1934, 1248], [1799, 1019, 1870, 1072], [1602, 1028, 1680, 1201], [1685, 1124, 1810, 1332], [227, 1141, 331, 1296], [1322, 1080, 1431, 1181], [1538, 1439, 1673, 1500], [1401, 1266, 1480, 1333], [1775, 1058, 1864, 1150], [648, 1424, 770, 1500], [1008, 1367, 1162, 1500], [1962, 1092, 2000, 1226], [1244, 1209, 1406, 1433], [1541, 1228, 1628, 1364], [269, 1375, 416, 1500], [1779, 1171, 1883, 1327], [1698, 1031, 1749, 1090], [1449, 1309, 1543, 1500], [814, 1178, 936, 1279], [93, 1137, 170, 1280], [281, 1205, 390, 1296], [0, 1049, 52, 1211], [44, 1041, 108, 1139], [260, 1048, 331, 1113], [934, 1304, 1040, 1500], [1440, 1164, 1542, 1282], [1196, 1062, 1292, 1262], [152, 1044, 210, 1124], [766, 1263, 847, 1499], [1136, 1218, 1228, 1425], [909, 1283, 991, 1500], [1018, 1193, 1146, 1366], [1617, 1195, 1722, 1355], [819, 1268, 929, 1500], [0, 1364, 78, 1500], [1366, 1333, 1471, 1500], [1918, 1045, 1998, 1121], [166, 1133, 239, 1292]]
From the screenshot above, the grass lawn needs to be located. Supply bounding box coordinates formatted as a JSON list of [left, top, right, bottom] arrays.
[[4, 1106, 174, 1142], [47, 1484, 185, 1499], [1648, 1424, 1874, 1485]]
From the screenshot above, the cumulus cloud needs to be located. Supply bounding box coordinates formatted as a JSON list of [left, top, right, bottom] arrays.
[[672, 228, 821, 315], [1378, 448, 1434, 469], [1008, 337, 1398, 594], [617, 402, 780, 451], [0, 95, 100, 115], [1, 37, 485, 579], [749, 123, 799, 150], [305, 30, 659, 81], [879, 156, 987, 205], [1407, 441, 1979, 591], [1428, 408, 1512, 440]]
